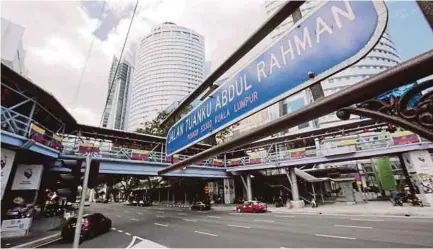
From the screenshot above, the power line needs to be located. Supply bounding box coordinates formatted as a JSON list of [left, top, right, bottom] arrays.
[[99, 0, 139, 127], [71, 1, 107, 107]]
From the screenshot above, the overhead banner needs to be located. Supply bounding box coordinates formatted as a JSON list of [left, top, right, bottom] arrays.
[[11, 164, 44, 190], [166, 0, 387, 155], [1, 148, 16, 199]]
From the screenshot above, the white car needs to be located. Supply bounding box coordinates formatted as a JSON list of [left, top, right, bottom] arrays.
[[84, 201, 91, 206]]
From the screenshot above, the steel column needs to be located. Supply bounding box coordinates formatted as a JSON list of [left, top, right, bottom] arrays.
[[24, 101, 36, 137], [73, 154, 91, 248]]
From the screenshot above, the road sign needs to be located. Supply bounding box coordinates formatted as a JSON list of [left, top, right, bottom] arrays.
[[166, 0, 387, 155]]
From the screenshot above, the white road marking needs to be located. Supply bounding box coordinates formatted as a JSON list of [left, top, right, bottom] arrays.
[[157, 211, 165, 213], [183, 219, 197, 222], [138, 212, 143, 215], [227, 224, 250, 229], [254, 219, 275, 223], [276, 215, 295, 218], [131, 218, 139, 221], [156, 215, 165, 218], [177, 213, 187, 216], [154, 223, 169, 227], [116, 215, 121, 218], [124, 211, 129, 213], [125, 232, 131, 236], [335, 224, 373, 229], [118, 230, 123, 233], [111, 227, 116, 230], [194, 231, 218, 237], [198, 211, 209, 213], [126, 236, 166, 249], [315, 234, 356, 240], [207, 215, 221, 219], [351, 218, 384, 222]]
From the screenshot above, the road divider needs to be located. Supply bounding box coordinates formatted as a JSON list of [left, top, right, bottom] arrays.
[[183, 219, 197, 222]]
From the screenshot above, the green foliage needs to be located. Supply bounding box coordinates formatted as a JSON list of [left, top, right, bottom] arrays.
[[377, 157, 396, 191], [136, 110, 174, 136]]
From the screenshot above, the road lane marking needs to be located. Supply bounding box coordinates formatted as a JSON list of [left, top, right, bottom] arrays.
[[111, 227, 116, 230], [118, 230, 123, 233], [138, 212, 143, 215], [116, 215, 121, 217], [207, 215, 221, 219], [194, 231, 218, 237], [154, 223, 169, 227], [276, 215, 295, 218], [254, 219, 275, 223], [125, 211, 129, 213], [227, 224, 250, 229], [335, 224, 373, 229], [132, 218, 139, 221], [156, 215, 165, 218], [351, 218, 384, 222], [183, 219, 197, 222], [157, 211, 165, 213], [125, 232, 131, 236], [315, 234, 356, 240], [177, 213, 187, 216]]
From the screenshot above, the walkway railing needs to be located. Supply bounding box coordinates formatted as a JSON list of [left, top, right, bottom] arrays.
[[59, 130, 426, 168], [1, 106, 63, 150]]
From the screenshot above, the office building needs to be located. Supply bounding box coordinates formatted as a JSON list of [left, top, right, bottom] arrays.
[[102, 56, 133, 130], [127, 22, 205, 132], [1, 17, 28, 76]]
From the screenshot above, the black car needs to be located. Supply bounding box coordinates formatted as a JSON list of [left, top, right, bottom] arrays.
[[61, 213, 111, 242], [139, 200, 152, 206], [190, 201, 211, 211]]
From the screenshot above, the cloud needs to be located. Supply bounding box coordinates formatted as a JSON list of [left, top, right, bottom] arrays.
[[393, 8, 416, 20], [1, 0, 268, 127]]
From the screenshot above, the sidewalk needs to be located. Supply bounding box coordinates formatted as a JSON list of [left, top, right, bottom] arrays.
[[212, 202, 433, 217], [1, 216, 64, 248]]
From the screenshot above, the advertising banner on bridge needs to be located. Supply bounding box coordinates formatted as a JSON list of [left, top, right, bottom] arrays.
[[1, 148, 16, 200], [11, 164, 43, 190], [166, 0, 387, 155]]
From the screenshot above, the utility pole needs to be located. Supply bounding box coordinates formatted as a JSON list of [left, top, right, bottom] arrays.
[[73, 154, 91, 248]]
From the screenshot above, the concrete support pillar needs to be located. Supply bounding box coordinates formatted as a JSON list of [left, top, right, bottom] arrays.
[[289, 168, 304, 208], [246, 175, 253, 201], [289, 168, 299, 201]]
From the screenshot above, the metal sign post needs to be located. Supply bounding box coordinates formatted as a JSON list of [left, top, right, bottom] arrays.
[[166, 0, 388, 155], [73, 153, 91, 248]]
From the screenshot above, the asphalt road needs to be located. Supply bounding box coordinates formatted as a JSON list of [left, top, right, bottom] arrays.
[[43, 203, 433, 248]]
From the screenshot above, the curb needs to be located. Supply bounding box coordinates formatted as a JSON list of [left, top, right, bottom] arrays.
[[13, 232, 61, 248], [268, 210, 433, 218]]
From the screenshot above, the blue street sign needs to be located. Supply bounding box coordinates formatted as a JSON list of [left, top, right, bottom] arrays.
[[167, 0, 387, 155]]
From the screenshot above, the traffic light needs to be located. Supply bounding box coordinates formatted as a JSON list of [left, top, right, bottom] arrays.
[[87, 160, 100, 189]]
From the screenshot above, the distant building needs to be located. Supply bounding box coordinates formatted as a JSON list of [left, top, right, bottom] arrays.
[[102, 56, 133, 130], [1, 17, 27, 76], [127, 22, 205, 132]]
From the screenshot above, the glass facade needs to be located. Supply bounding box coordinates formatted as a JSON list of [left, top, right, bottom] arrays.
[[127, 22, 205, 132]]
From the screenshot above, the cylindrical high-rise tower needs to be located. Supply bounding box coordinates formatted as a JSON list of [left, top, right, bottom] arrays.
[[127, 22, 205, 132]]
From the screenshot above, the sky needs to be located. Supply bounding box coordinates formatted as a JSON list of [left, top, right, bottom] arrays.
[[1, 0, 432, 127]]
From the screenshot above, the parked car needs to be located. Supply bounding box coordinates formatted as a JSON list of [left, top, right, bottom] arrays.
[[236, 201, 267, 213], [123, 200, 135, 206], [139, 200, 152, 207], [191, 201, 211, 211], [84, 201, 91, 207], [61, 213, 111, 242]]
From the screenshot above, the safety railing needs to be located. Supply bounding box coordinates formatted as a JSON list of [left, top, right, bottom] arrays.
[[1, 106, 63, 151], [224, 131, 423, 167], [60, 138, 221, 167], [59, 130, 427, 169]]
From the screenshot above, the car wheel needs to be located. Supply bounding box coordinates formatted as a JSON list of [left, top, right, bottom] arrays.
[[88, 230, 96, 239]]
